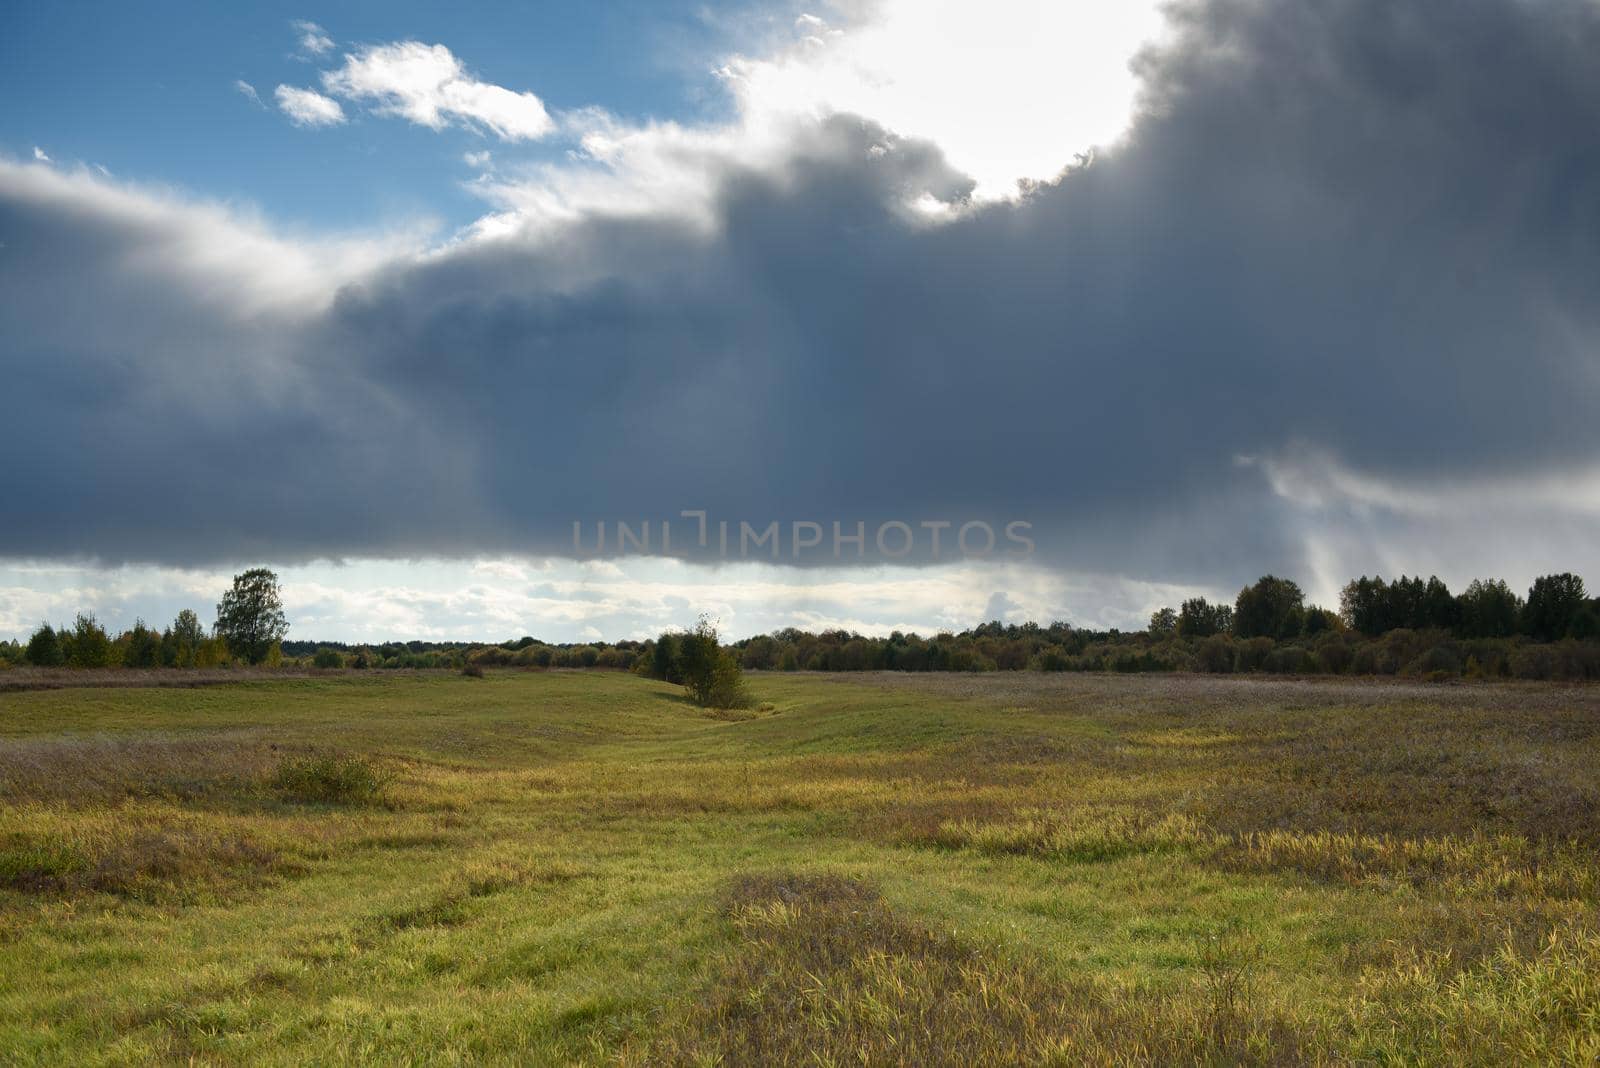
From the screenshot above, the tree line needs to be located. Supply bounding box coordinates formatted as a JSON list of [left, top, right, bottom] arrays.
[[4, 568, 290, 670], [7, 568, 1600, 682]]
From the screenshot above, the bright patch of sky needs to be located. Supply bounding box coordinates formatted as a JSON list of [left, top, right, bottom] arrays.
[[0, 559, 1215, 644]]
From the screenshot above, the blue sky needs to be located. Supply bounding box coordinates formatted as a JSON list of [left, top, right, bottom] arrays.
[[4, 1, 1600, 643], [2, 2, 780, 230]]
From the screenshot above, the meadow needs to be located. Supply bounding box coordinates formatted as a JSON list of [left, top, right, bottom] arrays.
[[0, 670, 1597, 1065]]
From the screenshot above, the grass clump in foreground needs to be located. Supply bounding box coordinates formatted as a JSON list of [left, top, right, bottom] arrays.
[[0, 825, 281, 900], [269, 753, 390, 805], [627, 872, 1305, 1066]]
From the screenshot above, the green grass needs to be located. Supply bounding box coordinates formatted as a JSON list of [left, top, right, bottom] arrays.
[[0, 670, 1597, 1064]]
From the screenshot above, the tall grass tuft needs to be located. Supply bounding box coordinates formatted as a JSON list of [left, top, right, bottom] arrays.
[[270, 754, 390, 805]]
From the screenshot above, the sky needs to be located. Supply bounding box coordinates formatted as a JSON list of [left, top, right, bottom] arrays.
[[4, 0, 1600, 643]]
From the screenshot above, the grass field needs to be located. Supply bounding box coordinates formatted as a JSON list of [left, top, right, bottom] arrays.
[[1, 670, 1597, 1065]]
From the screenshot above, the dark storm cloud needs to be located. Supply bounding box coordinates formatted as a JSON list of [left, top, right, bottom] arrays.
[[4, 0, 1600, 592]]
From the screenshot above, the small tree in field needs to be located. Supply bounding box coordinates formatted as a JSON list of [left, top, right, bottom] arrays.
[[676, 616, 753, 709], [216, 568, 289, 665]]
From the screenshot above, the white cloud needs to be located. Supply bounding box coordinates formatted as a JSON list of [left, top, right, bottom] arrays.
[[32, 147, 50, 163], [463, 150, 492, 168], [321, 42, 553, 141], [275, 84, 346, 127], [720, 0, 1168, 202], [292, 19, 334, 57], [234, 79, 263, 107], [462, 0, 1170, 234]]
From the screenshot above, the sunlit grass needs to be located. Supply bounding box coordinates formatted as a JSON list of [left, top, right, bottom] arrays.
[[0, 670, 1596, 1063]]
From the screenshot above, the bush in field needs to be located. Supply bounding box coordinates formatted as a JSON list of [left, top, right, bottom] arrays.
[[676, 617, 754, 709], [312, 648, 344, 669], [271, 755, 389, 805]]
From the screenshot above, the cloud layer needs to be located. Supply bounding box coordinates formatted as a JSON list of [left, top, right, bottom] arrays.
[[6, 0, 1600, 618]]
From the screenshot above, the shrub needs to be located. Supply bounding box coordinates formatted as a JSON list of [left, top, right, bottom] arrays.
[[1234, 637, 1276, 673], [1406, 644, 1462, 677], [1315, 634, 1354, 675], [312, 647, 344, 669], [1196, 635, 1234, 673], [1510, 644, 1555, 680], [677, 617, 755, 709], [460, 662, 485, 678], [1263, 646, 1315, 674], [702, 651, 755, 709], [1029, 648, 1073, 672], [271, 755, 389, 805], [1549, 640, 1600, 680]]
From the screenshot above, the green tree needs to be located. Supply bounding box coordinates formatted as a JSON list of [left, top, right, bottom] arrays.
[[25, 623, 64, 667], [122, 619, 160, 669], [1148, 607, 1177, 639], [1302, 606, 1340, 636], [1421, 576, 1458, 630], [215, 568, 289, 665], [169, 608, 205, 667], [1178, 598, 1231, 638], [1234, 576, 1305, 640], [650, 633, 681, 683], [1340, 576, 1391, 635], [1523, 573, 1587, 641], [66, 613, 112, 668], [1456, 579, 1520, 639]]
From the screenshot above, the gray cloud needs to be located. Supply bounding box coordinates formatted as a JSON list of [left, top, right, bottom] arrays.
[[4, 0, 1600, 603]]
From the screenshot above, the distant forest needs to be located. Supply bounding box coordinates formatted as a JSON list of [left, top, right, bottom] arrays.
[[6, 572, 1600, 681]]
